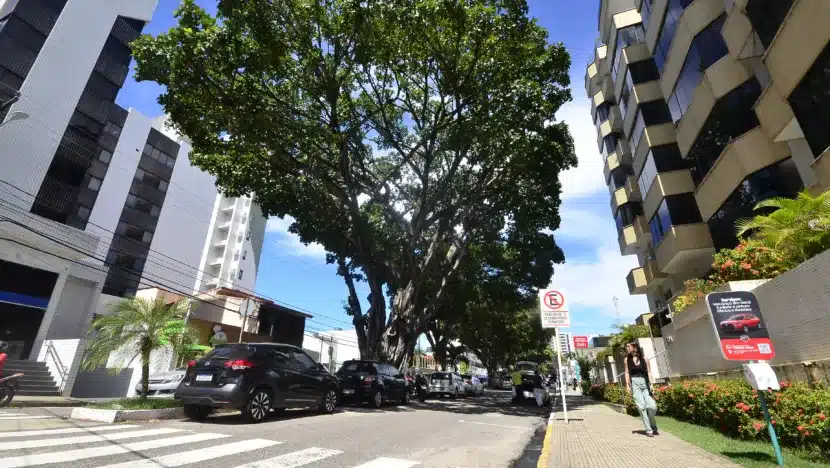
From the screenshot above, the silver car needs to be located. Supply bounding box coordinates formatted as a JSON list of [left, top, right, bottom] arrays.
[[134, 368, 186, 397], [427, 371, 464, 399]]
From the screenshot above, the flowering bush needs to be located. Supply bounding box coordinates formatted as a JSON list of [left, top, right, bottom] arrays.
[[672, 240, 794, 315], [588, 379, 829, 455], [654, 379, 829, 456]]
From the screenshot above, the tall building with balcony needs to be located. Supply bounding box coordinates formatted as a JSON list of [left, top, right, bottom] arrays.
[[0, 0, 266, 397], [586, 0, 830, 316]]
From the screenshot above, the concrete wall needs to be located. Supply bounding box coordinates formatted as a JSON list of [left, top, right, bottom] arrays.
[[70, 367, 134, 398], [663, 249, 830, 381]]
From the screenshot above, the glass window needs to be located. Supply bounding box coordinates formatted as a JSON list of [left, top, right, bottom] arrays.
[[667, 15, 728, 123], [595, 102, 611, 125], [688, 79, 762, 185], [745, 0, 795, 49], [649, 193, 703, 246], [242, 250, 247, 260], [134, 169, 145, 181], [143, 143, 153, 156], [98, 149, 112, 163], [637, 144, 687, 196], [142, 231, 153, 244], [640, 0, 653, 29], [615, 202, 644, 231], [619, 81, 632, 121], [638, 151, 659, 196], [77, 206, 90, 220], [150, 205, 160, 217], [291, 350, 317, 370], [789, 41, 830, 157], [600, 133, 621, 161], [238, 269, 243, 280], [612, 25, 646, 80], [609, 165, 634, 193], [654, 0, 695, 73], [159, 180, 168, 192], [87, 177, 101, 191]]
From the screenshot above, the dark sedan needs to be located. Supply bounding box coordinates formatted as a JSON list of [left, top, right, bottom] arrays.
[[336, 360, 411, 407]]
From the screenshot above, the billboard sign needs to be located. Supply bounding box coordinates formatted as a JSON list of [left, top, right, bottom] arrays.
[[705, 291, 775, 361], [573, 336, 589, 349], [539, 288, 570, 328]]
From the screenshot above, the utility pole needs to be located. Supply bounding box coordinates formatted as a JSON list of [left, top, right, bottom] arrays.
[[613, 296, 621, 327]]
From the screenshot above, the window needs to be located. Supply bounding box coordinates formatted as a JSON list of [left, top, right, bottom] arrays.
[[103, 122, 121, 138], [745, 0, 794, 49], [611, 25, 646, 80], [134, 169, 145, 181], [654, 0, 695, 73], [143, 142, 176, 168], [619, 79, 632, 120], [291, 350, 317, 371], [667, 15, 728, 123], [238, 269, 243, 280], [649, 194, 703, 246], [158, 180, 168, 192], [245, 230, 251, 241], [595, 102, 611, 126], [600, 133, 621, 161], [270, 347, 293, 368], [133, 167, 169, 193], [789, 41, 830, 157], [688, 79, 762, 185], [615, 202, 644, 231], [608, 165, 634, 193], [77, 206, 90, 221], [98, 149, 112, 163], [628, 101, 671, 154], [87, 177, 101, 191], [707, 159, 803, 250], [242, 250, 247, 260], [637, 144, 687, 196], [150, 205, 160, 217], [142, 231, 153, 244], [640, 0, 653, 29]]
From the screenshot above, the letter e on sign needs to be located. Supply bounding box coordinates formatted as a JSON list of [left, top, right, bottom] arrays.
[[539, 288, 570, 328]]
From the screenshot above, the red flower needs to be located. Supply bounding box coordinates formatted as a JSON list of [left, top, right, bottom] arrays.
[[688, 393, 696, 399], [797, 425, 804, 431], [750, 269, 759, 275], [753, 423, 764, 431], [723, 260, 735, 268], [741, 263, 752, 270], [804, 431, 812, 437], [819, 414, 827, 421], [798, 408, 805, 415], [810, 419, 816, 425], [743, 405, 750, 413], [735, 403, 744, 409], [771, 419, 776, 425], [736, 243, 745, 251]]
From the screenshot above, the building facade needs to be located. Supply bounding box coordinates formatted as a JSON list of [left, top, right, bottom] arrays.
[[586, 0, 830, 317], [0, 0, 266, 396]]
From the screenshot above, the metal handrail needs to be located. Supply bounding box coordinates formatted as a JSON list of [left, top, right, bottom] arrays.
[[45, 340, 68, 389]]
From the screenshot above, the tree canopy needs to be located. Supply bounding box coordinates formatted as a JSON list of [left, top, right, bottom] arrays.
[[132, 0, 575, 365]]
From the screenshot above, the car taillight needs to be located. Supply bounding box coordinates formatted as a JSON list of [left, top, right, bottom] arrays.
[[187, 360, 196, 368], [363, 375, 375, 385], [224, 359, 255, 370]]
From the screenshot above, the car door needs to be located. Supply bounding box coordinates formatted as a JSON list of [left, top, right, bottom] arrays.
[[290, 349, 327, 404], [263, 345, 300, 407], [387, 364, 406, 400]]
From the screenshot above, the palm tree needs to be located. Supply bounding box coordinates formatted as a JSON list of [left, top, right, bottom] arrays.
[[81, 297, 200, 398], [736, 189, 830, 264]]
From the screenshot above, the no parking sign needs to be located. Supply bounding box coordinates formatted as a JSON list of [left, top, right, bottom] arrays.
[[539, 288, 570, 328]]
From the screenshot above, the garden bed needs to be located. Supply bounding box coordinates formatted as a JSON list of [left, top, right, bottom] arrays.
[[72, 398, 184, 423]]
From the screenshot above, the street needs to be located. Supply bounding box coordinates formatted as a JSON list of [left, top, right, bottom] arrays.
[[0, 390, 548, 467]]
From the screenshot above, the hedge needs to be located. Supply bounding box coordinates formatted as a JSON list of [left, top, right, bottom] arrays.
[[588, 379, 829, 456]]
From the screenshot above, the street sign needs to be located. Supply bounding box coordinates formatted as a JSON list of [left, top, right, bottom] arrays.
[[539, 288, 570, 328], [705, 291, 775, 361], [573, 336, 589, 348]]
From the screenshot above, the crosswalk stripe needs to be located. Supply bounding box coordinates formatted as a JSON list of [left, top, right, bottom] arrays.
[[0, 425, 140, 438], [96, 439, 283, 468], [0, 416, 54, 420], [351, 458, 420, 468], [3, 433, 227, 467], [0, 427, 182, 451], [230, 447, 343, 468]]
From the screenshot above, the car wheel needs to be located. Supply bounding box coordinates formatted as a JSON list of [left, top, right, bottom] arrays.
[[401, 389, 411, 405], [183, 404, 212, 421], [319, 389, 338, 414], [370, 390, 383, 408], [243, 389, 271, 423]]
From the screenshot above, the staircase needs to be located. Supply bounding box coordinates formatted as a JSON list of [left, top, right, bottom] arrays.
[[3, 360, 62, 396]]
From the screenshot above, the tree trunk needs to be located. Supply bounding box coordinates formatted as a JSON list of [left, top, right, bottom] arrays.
[[140, 345, 151, 399]]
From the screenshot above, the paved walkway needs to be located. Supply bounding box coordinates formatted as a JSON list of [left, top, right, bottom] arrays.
[[545, 395, 740, 468]]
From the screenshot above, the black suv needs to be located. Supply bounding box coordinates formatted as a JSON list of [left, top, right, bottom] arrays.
[[175, 343, 339, 423], [336, 360, 410, 407]]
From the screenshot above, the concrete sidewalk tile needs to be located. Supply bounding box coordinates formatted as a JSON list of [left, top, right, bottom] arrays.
[[547, 400, 740, 468]]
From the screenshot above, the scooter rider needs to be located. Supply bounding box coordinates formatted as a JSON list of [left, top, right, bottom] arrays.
[[0, 342, 8, 377]]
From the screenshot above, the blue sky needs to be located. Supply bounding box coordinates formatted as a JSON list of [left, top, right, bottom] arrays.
[[117, 0, 648, 340]]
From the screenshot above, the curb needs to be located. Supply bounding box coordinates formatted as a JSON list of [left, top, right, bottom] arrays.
[[9, 400, 86, 408], [536, 410, 555, 468], [70, 407, 184, 423]]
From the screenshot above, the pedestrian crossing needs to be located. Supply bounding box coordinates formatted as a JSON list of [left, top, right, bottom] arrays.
[[0, 423, 421, 467], [0, 411, 55, 420]]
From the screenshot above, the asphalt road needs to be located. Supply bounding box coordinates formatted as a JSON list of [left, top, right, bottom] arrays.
[[0, 390, 549, 467]]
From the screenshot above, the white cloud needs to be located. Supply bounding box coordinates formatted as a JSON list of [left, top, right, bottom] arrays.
[[557, 101, 607, 199], [265, 216, 327, 258]]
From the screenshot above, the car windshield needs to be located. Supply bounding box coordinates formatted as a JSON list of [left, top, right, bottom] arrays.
[[201, 344, 253, 360], [460, 374, 472, 380], [431, 372, 451, 380], [726, 315, 744, 320], [338, 361, 375, 373], [517, 362, 536, 372]]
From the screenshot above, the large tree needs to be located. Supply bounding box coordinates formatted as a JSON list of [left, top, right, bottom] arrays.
[[132, 0, 575, 365]]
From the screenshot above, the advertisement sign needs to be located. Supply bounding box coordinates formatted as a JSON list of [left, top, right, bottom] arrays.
[[705, 291, 775, 361], [539, 288, 570, 328], [573, 336, 589, 348]]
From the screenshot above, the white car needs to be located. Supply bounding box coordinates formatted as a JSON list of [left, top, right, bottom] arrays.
[[461, 374, 484, 396], [134, 368, 186, 397]]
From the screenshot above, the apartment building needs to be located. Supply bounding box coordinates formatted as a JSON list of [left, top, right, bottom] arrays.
[[586, 0, 830, 316], [0, 0, 266, 396], [555, 332, 576, 356]]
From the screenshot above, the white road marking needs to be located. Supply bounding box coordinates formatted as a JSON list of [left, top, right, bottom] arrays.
[[0, 415, 55, 420], [231, 447, 343, 467], [2, 433, 227, 467], [0, 427, 182, 451], [351, 458, 420, 468], [97, 439, 282, 468], [457, 419, 532, 430], [0, 424, 140, 438]]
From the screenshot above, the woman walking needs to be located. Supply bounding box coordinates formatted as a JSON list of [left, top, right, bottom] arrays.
[[624, 342, 658, 437]]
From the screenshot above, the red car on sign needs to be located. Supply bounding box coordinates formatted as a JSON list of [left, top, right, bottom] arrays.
[[719, 314, 762, 334]]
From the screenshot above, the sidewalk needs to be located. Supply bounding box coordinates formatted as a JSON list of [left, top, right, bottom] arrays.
[[9, 395, 94, 408], [545, 395, 740, 467]]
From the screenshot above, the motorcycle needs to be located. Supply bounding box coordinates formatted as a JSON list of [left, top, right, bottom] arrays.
[[0, 373, 23, 408]]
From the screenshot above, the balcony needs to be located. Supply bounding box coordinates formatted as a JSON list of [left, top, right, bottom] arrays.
[[643, 170, 696, 219], [745, 0, 795, 50], [597, 105, 624, 138], [721, 0, 765, 61], [753, 82, 796, 143], [654, 223, 715, 276], [622, 81, 664, 134], [209, 257, 224, 267], [214, 237, 229, 248], [221, 203, 236, 212], [218, 221, 233, 230], [591, 76, 615, 117], [626, 259, 667, 295], [632, 123, 677, 174], [695, 127, 790, 220], [610, 175, 642, 213], [618, 215, 651, 255], [604, 139, 633, 182], [762, 0, 830, 109], [614, 43, 651, 97]]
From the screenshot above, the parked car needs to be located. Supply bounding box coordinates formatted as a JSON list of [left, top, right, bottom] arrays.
[[134, 368, 186, 397], [175, 343, 340, 423], [427, 371, 464, 399], [336, 360, 411, 407], [719, 314, 762, 333], [460, 374, 484, 396], [513, 361, 550, 405]]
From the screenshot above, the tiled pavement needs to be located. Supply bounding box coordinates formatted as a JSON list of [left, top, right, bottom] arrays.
[[546, 394, 740, 468]]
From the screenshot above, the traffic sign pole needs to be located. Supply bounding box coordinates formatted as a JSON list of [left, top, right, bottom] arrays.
[[556, 327, 568, 423]]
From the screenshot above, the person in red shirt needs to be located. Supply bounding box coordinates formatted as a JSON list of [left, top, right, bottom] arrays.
[[0, 342, 8, 377]]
